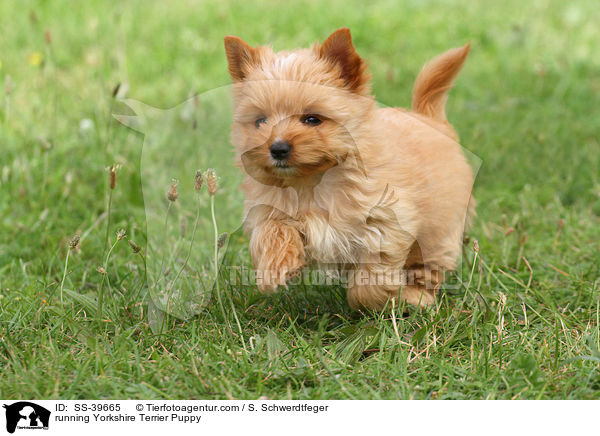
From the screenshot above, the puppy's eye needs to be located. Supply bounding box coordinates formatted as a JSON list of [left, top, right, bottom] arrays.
[[255, 117, 267, 128], [301, 115, 322, 126]]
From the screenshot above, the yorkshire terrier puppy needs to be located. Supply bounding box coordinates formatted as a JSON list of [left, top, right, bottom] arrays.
[[224, 28, 474, 310]]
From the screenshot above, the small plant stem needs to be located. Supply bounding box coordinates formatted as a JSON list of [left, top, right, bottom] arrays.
[[466, 251, 478, 293], [103, 87, 117, 192], [103, 189, 114, 258], [460, 250, 479, 308], [390, 299, 403, 347], [158, 201, 173, 281], [98, 237, 119, 321], [227, 287, 248, 353], [171, 195, 201, 286], [210, 195, 227, 321], [59, 247, 71, 305], [131, 251, 147, 303], [210, 195, 247, 353]]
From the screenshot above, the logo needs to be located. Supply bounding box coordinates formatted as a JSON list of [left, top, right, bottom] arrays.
[[2, 402, 50, 434]]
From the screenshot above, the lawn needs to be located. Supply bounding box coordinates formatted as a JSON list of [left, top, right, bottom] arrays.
[[1, 0, 599, 399]]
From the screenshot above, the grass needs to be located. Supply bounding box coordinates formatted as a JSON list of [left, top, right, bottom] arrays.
[[1, 0, 599, 399]]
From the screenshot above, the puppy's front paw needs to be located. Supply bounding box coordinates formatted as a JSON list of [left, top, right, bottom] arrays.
[[250, 221, 305, 294], [255, 252, 304, 293]]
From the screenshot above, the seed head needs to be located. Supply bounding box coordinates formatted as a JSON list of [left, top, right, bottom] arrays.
[[117, 229, 126, 240], [520, 233, 527, 245], [473, 239, 479, 253], [206, 169, 217, 195], [167, 181, 178, 202], [194, 169, 203, 191], [109, 165, 117, 190], [97, 266, 107, 275], [69, 234, 80, 249], [44, 29, 52, 44], [217, 232, 228, 249], [128, 239, 141, 253]]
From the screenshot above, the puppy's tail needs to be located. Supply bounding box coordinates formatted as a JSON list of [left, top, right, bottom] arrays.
[[411, 43, 470, 123]]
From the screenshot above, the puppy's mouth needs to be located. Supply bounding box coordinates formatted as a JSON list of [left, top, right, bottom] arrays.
[[270, 161, 297, 176], [268, 156, 339, 179], [274, 160, 290, 168]]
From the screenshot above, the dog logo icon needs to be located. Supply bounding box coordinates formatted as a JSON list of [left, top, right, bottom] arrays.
[[2, 402, 50, 433]]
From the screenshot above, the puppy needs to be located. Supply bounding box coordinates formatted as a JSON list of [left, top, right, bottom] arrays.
[[224, 28, 474, 310]]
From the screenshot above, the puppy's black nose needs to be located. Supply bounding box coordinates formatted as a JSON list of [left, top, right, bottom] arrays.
[[270, 140, 291, 160]]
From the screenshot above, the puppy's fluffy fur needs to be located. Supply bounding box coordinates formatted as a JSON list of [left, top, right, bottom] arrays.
[[225, 28, 474, 310]]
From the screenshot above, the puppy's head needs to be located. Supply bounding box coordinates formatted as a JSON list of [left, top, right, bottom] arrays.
[[225, 28, 373, 186]]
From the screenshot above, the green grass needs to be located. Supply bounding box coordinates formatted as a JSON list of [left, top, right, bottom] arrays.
[[1, 0, 600, 399]]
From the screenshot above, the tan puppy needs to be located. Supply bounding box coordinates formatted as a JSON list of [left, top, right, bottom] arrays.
[[224, 28, 474, 310]]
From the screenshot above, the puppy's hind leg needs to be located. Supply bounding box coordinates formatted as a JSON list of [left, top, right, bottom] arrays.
[[347, 261, 404, 310], [347, 246, 412, 310]]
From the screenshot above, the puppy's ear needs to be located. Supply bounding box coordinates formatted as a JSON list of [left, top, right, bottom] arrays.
[[318, 28, 369, 93], [224, 36, 258, 81]]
